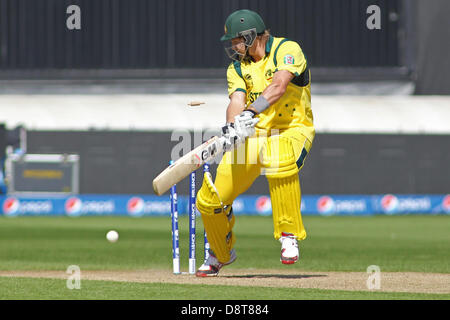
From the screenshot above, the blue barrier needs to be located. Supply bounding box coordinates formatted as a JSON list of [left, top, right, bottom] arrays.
[[1, 194, 449, 217]]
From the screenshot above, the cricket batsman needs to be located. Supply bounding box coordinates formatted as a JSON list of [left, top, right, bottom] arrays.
[[195, 9, 315, 277]]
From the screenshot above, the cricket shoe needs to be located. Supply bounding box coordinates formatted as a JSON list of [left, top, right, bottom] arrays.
[[279, 232, 299, 264], [195, 249, 237, 277]]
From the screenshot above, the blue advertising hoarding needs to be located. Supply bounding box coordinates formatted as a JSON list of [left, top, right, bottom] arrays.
[[1, 194, 449, 217]]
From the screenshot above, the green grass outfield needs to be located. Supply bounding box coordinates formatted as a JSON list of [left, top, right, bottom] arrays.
[[0, 215, 449, 300]]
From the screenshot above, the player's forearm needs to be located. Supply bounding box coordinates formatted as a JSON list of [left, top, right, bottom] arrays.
[[226, 102, 245, 123], [262, 82, 286, 104], [246, 84, 285, 114], [247, 70, 293, 114], [226, 91, 247, 123]]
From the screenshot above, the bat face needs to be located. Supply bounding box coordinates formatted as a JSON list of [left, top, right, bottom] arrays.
[[198, 138, 220, 162], [152, 136, 225, 195]]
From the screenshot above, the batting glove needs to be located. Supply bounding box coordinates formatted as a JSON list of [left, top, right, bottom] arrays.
[[221, 123, 243, 152], [234, 110, 259, 139]]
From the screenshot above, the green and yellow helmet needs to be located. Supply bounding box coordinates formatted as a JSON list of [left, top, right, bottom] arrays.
[[221, 9, 266, 61]]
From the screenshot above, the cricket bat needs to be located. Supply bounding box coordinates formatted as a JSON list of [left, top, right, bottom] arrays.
[[152, 136, 226, 196]]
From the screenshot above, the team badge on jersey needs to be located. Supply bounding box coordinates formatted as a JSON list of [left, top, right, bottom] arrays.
[[244, 73, 253, 89], [284, 54, 295, 65]]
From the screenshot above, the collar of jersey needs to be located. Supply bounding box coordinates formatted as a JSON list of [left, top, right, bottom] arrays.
[[242, 35, 274, 64], [265, 35, 274, 56]]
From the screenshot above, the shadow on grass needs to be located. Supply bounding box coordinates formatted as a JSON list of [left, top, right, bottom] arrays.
[[222, 274, 328, 279]]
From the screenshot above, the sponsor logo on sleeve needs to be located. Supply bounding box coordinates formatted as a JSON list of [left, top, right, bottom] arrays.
[[283, 54, 294, 65]]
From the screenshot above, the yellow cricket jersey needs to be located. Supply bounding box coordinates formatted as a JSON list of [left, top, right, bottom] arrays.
[[227, 35, 315, 142]]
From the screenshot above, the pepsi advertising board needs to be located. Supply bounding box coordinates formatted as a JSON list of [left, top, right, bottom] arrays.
[[1, 194, 449, 217]]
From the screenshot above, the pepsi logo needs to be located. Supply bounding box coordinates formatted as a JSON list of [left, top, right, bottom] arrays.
[[2, 197, 19, 216], [317, 196, 335, 215], [127, 197, 144, 216], [65, 197, 82, 216], [256, 196, 271, 214], [443, 195, 450, 213], [381, 194, 398, 213]]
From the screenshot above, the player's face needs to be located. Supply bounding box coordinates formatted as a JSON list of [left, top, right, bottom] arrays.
[[223, 36, 248, 61], [231, 37, 246, 55]]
